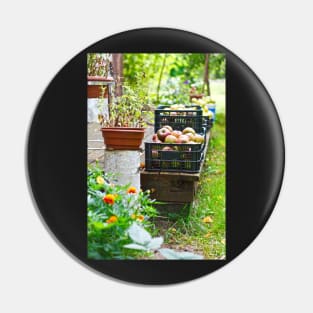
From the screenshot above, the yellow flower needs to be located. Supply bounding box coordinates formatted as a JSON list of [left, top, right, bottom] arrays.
[[131, 214, 137, 219], [136, 215, 145, 222], [96, 176, 105, 185], [106, 215, 118, 224], [202, 216, 213, 223]]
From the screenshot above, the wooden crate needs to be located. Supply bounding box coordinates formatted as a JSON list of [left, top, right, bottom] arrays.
[[140, 132, 210, 211]]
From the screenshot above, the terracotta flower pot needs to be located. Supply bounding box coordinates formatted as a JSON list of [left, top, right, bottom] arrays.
[[101, 127, 145, 150], [87, 76, 113, 99], [87, 85, 108, 99], [190, 94, 204, 101]]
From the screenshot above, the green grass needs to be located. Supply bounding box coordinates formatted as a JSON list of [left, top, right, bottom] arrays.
[[210, 80, 225, 114], [161, 113, 226, 259]]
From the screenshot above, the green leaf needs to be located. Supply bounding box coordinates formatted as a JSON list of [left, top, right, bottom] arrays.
[[93, 222, 105, 230]]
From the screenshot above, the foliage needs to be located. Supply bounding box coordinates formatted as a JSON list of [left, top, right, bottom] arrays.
[[87, 53, 111, 77], [87, 164, 158, 259], [87, 164, 205, 260], [124, 221, 204, 260], [101, 73, 148, 127], [123, 53, 226, 105]]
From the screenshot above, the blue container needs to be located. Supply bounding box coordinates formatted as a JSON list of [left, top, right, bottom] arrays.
[[208, 104, 216, 122]]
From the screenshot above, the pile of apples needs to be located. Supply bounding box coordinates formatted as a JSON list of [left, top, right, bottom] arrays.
[[152, 125, 205, 144], [191, 97, 215, 118]]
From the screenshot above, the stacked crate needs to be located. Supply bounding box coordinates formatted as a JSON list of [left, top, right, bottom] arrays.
[[144, 105, 209, 173]]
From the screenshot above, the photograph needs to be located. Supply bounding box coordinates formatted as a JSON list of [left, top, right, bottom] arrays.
[[87, 53, 226, 260]]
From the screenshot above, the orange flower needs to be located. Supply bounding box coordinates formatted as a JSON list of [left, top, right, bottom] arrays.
[[103, 194, 115, 205], [136, 215, 144, 222], [106, 215, 118, 224], [127, 186, 137, 194]]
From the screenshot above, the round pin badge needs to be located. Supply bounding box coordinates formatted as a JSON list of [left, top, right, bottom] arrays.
[[27, 28, 284, 284]]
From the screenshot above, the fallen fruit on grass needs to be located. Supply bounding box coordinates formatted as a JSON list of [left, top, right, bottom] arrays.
[[202, 216, 213, 223], [157, 127, 171, 141]]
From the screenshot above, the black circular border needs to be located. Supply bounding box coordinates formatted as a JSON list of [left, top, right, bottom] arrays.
[[27, 28, 285, 284]]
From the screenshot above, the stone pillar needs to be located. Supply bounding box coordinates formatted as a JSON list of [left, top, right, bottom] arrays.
[[87, 98, 109, 123], [103, 150, 141, 191]]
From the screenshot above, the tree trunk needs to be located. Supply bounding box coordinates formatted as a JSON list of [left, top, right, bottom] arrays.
[[156, 54, 167, 104], [202, 53, 211, 96], [112, 53, 123, 97]]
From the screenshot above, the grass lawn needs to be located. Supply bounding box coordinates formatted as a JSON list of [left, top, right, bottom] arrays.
[[159, 112, 226, 259], [210, 79, 225, 114]]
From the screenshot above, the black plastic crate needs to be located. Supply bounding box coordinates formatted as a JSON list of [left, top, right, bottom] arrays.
[[203, 116, 214, 131], [145, 131, 206, 173], [154, 105, 205, 133]]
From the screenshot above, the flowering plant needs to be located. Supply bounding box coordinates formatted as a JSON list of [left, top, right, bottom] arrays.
[[87, 164, 157, 259]]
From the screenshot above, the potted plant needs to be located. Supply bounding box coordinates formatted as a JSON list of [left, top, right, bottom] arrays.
[[100, 74, 147, 150], [87, 53, 113, 99]]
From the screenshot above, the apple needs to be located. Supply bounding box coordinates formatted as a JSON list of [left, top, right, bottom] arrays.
[[182, 127, 196, 135], [162, 146, 174, 151], [163, 125, 173, 132], [157, 127, 171, 142], [184, 132, 195, 141], [164, 135, 177, 143], [178, 135, 190, 143], [194, 134, 205, 143], [152, 134, 158, 142], [171, 130, 182, 138], [151, 150, 159, 159]]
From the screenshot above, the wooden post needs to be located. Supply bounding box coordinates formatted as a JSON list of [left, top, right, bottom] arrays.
[[112, 53, 123, 97], [202, 53, 211, 96]]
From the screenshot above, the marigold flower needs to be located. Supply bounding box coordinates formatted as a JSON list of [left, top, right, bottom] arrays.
[[136, 215, 144, 222], [103, 194, 115, 205], [106, 215, 118, 224], [127, 186, 137, 194], [202, 216, 213, 223], [96, 176, 105, 185]]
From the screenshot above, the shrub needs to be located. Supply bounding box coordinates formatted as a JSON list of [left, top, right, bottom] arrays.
[[87, 164, 157, 259]]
